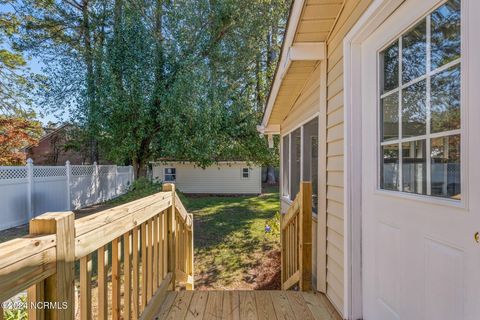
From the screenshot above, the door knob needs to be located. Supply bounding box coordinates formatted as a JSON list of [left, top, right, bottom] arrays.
[[475, 232, 479, 243]]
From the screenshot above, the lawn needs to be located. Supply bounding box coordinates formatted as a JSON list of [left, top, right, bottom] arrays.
[[180, 185, 281, 290]]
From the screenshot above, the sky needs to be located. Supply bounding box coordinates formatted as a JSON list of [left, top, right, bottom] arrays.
[[1, 3, 66, 125]]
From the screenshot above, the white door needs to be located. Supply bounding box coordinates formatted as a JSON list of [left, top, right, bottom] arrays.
[[361, 0, 480, 319]]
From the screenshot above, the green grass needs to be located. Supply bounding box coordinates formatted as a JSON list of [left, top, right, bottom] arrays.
[[179, 186, 281, 289]]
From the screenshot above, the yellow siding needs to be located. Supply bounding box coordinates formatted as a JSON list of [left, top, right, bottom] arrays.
[[324, 0, 372, 314], [152, 162, 261, 194]]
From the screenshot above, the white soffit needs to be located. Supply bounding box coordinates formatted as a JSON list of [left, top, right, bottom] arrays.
[[261, 0, 342, 131]]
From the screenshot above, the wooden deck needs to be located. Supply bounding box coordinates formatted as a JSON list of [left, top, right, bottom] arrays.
[[154, 290, 342, 320]]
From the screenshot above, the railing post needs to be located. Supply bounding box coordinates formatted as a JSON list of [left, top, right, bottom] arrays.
[[66, 161, 72, 210], [299, 182, 312, 291], [163, 183, 176, 290], [27, 158, 34, 220], [186, 213, 194, 290], [28, 211, 75, 319]]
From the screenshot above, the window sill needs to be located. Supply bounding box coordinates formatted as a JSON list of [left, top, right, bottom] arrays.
[[374, 189, 467, 210]]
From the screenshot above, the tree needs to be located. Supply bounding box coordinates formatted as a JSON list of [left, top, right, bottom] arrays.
[[0, 115, 41, 165], [14, 0, 290, 177], [0, 0, 38, 115]]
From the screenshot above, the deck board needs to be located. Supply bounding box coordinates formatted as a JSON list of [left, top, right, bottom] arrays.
[[155, 290, 340, 320]]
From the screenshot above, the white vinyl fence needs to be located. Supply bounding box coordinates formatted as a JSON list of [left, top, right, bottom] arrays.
[[0, 159, 134, 231]]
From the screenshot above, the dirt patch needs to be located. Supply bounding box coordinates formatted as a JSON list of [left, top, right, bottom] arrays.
[[252, 249, 281, 290]]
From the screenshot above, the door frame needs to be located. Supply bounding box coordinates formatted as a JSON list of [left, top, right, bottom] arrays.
[[343, 0, 420, 319], [344, 0, 472, 319]]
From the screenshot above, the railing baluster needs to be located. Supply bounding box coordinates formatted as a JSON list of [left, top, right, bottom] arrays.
[[97, 245, 108, 320], [80, 254, 92, 320], [112, 238, 121, 319], [132, 226, 140, 320], [141, 222, 147, 311], [147, 219, 153, 301], [27, 281, 44, 320], [153, 215, 159, 290], [124, 232, 132, 320]]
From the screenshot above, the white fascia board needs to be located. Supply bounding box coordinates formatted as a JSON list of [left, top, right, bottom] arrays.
[[257, 124, 281, 135], [286, 42, 326, 62], [260, 0, 306, 130]]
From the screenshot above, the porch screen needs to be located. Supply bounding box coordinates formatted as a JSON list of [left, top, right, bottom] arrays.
[[290, 128, 301, 200], [303, 118, 319, 213], [282, 135, 290, 198]]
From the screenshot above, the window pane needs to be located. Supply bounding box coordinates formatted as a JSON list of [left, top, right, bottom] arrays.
[[402, 140, 426, 194], [381, 144, 400, 191], [381, 41, 399, 93], [431, 65, 461, 133], [431, 0, 461, 70], [291, 128, 301, 200], [402, 19, 427, 83], [282, 136, 290, 197], [402, 79, 426, 137], [382, 93, 399, 141], [303, 118, 319, 214], [431, 135, 461, 199]]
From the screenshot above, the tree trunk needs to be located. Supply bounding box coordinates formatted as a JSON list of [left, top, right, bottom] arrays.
[[82, 0, 98, 163], [266, 166, 276, 184]]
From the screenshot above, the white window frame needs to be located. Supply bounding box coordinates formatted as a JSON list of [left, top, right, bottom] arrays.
[[164, 167, 176, 182], [377, 3, 463, 200], [241, 167, 250, 179]]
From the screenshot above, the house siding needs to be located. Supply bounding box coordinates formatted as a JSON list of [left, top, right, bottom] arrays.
[[152, 162, 261, 194], [325, 0, 372, 313]]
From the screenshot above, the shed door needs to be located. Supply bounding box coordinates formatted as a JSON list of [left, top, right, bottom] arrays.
[[360, 0, 480, 319]]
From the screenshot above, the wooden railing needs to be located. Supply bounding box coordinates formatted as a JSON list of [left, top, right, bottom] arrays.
[[0, 183, 193, 320], [281, 181, 312, 291]]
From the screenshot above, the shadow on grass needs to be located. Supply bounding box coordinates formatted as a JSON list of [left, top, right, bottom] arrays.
[[183, 188, 280, 289]]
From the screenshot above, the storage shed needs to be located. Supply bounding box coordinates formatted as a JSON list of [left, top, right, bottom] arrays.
[[151, 161, 261, 195]]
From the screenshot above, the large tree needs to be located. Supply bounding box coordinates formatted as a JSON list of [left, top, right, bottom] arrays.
[[13, 0, 290, 177]]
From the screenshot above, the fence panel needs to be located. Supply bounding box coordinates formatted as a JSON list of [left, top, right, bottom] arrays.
[[33, 166, 69, 216], [0, 167, 29, 230], [0, 161, 134, 231]]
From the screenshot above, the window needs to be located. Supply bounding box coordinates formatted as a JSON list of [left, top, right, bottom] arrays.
[[282, 136, 290, 198], [242, 167, 250, 179], [164, 168, 176, 182], [379, 0, 461, 200], [281, 117, 319, 214]]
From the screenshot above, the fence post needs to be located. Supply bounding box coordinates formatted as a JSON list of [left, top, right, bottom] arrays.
[[93, 161, 99, 203], [114, 165, 118, 197], [29, 211, 75, 319], [163, 183, 176, 290], [65, 161, 72, 210], [299, 182, 312, 291], [26, 158, 34, 220]]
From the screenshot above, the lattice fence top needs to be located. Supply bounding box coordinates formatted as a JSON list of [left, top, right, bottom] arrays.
[[98, 165, 116, 175], [71, 165, 94, 176], [0, 167, 28, 180], [117, 166, 131, 173], [33, 166, 67, 178]]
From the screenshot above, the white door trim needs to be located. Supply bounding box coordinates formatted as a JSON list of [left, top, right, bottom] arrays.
[[343, 1, 406, 319]]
